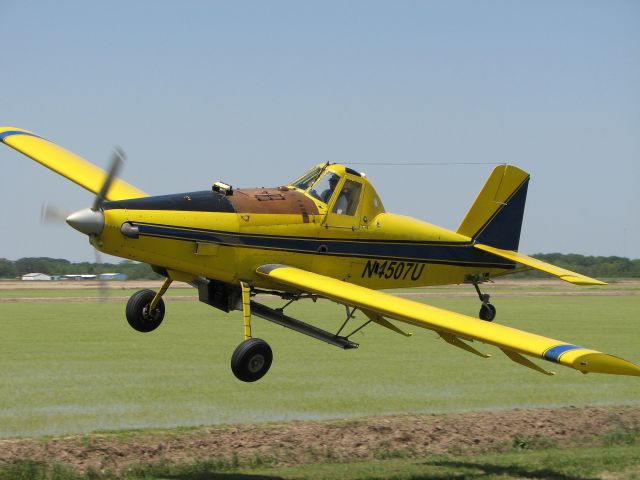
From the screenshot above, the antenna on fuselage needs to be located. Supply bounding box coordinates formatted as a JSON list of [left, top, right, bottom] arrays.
[[348, 162, 505, 166]]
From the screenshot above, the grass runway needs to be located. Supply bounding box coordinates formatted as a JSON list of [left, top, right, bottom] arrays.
[[1, 280, 638, 438]]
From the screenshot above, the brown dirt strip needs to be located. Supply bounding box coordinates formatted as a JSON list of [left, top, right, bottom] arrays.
[[0, 405, 638, 474]]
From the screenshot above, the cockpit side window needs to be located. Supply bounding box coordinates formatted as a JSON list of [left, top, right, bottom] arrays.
[[290, 167, 322, 190], [309, 172, 341, 203], [332, 180, 362, 216]]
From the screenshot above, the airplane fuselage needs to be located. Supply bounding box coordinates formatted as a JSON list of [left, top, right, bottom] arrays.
[[97, 185, 514, 291]]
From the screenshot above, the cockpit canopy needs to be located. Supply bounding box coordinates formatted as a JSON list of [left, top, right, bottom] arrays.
[[289, 164, 385, 220]]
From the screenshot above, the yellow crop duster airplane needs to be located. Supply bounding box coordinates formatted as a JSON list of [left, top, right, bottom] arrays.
[[2, 126, 639, 382]]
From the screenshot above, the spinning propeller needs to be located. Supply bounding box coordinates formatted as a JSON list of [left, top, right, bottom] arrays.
[[66, 147, 124, 235], [42, 148, 127, 299], [41, 202, 70, 224]]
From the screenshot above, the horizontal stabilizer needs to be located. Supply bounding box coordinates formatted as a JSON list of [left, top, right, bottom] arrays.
[[474, 243, 606, 286]]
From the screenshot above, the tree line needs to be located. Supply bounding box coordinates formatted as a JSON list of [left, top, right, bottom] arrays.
[[512, 253, 640, 279], [0, 257, 160, 279], [1, 253, 639, 280]]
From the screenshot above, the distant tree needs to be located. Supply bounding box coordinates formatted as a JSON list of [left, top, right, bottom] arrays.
[[0, 258, 16, 278], [116, 261, 161, 279], [633, 259, 640, 277], [515, 253, 640, 279], [14, 257, 71, 276]]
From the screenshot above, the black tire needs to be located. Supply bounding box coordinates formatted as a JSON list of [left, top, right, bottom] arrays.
[[479, 303, 496, 322], [125, 289, 165, 332], [231, 338, 273, 382]]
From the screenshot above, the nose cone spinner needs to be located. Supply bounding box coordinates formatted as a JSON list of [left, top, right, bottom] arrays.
[[66, 208, 105, 236]]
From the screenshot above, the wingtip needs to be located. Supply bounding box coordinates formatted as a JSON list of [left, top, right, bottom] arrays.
[[559, 275, 607, 286], [568, 352, 640, 377], [0, 127, 41, 143]]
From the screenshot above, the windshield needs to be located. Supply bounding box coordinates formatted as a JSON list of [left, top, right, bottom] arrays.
[[309, 171, 341, 203], [290, 167, 323, 190]]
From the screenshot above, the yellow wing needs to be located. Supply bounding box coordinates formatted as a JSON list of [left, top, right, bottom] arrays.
[[1, 127, 147, 200], [475, 243, 606, 286], [256, 264, 639, 377]]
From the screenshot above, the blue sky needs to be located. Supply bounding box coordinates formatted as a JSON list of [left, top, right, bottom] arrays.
[[1, 0, 639, 261]]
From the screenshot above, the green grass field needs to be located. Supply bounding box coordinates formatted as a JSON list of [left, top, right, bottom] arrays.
[[0, 278, 636, 298], [1, 283, 639, 438]]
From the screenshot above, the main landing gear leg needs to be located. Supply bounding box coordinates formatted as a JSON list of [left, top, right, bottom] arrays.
[[473, 282, 496, 322], [126, 277, 172, 332], [230, 282, 273, 382]]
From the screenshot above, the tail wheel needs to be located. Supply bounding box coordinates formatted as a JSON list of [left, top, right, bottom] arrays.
[[231, 338, 273, 382], [126, 289, 165, 332]]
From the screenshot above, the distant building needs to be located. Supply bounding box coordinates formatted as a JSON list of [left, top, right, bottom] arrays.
[[99, 273, 128, 281], [21, 272, 52, 281], [60, 273, 127, 281], [63, 274, 97, 281]]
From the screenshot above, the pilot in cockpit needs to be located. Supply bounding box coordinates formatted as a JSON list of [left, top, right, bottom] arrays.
[[321, 174, 340, 202], [309, 172, 341, 203]]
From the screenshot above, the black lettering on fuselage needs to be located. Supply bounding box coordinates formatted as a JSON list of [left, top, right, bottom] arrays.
[[361, 260, 425, 282], [362, 259, 379, 278]]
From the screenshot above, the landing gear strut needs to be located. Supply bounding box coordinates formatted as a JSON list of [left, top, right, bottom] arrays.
[[200, 280, 362, 382], [230, 282, 273, 382], [473, 282, 496, 322], [125, 278, 172, 332]]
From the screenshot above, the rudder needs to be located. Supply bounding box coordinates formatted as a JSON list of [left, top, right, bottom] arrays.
[[457, 165, 530, 251]]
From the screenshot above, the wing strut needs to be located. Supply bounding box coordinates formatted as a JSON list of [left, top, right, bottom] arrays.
[[250, 301, 358, 349], [335, 306, 358, 336]]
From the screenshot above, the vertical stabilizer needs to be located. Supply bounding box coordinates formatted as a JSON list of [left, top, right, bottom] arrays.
[[457, 165, 530, 251]]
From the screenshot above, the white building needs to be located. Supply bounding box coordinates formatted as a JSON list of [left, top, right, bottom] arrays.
[[21, 272, 52, 281]]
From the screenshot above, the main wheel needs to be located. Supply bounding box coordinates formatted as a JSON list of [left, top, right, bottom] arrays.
[[231, 338, 273, 382], [479, 303, 496, 322], [125, 289, 165, 332]]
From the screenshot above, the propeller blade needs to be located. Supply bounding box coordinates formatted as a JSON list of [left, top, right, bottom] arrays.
[[92, 147, 125, 211], [41, 147, 123, 301], [41, 202, 70, 224]]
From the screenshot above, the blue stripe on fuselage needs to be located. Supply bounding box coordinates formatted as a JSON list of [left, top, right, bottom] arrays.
[[135, 223, 514, 268]]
